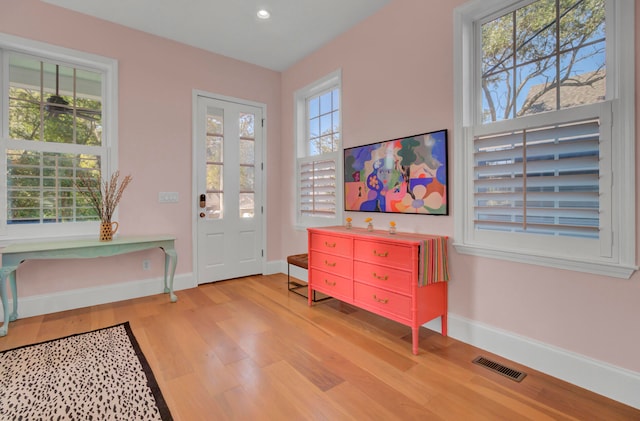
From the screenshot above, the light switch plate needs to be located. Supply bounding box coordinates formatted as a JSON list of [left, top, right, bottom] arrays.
[[158, 192, 179, 203]]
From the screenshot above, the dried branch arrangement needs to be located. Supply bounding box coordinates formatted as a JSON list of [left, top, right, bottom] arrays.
[[75, 171, 133, 222]]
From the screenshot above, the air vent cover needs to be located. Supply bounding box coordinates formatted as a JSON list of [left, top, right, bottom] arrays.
[[472, 356, 527, 382]]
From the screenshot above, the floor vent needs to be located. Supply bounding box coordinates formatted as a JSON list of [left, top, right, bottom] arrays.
[[472, 356, 527, 382]]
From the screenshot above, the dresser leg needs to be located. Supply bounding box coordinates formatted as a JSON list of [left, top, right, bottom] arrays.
[[412, 326, 419, 355], [442, 314, 448, 336]]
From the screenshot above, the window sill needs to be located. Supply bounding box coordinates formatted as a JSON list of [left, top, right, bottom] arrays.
[[294, 219, 339, 232], [453, 242, 637, 279]]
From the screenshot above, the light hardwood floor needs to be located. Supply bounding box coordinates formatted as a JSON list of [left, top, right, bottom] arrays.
[[1, 274, 638, 420]]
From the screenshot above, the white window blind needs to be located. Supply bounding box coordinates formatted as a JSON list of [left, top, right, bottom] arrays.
[[474, 117, 601, 238], [7, 149, 101, 224], [299, 156, 337, 218]]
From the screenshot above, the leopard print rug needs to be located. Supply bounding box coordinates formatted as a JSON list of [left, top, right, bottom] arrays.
[[0, 322, 172, 420]]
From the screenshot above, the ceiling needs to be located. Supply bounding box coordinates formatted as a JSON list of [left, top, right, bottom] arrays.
[[42, 0, 391, 71]]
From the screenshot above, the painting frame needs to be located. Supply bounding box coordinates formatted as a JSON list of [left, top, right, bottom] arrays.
[[343, 129, 448, 215]]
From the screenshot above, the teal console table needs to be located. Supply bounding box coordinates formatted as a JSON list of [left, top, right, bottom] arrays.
[[0, 235, 178, 336]]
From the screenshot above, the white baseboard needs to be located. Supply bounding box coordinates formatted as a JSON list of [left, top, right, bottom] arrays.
[[265, 260, 285, 276], [424, 314, 640, 410], [1, 273, 194, 321], [274, 258, 308, 281]]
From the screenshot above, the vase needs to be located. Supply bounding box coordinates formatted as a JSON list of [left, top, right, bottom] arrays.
[[346, 221, 352, 229], [99, 220, 119, 241], [389, 226, 396, 234], [367, 222, 373, 232]]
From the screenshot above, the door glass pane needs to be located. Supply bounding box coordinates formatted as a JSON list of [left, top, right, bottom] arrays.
[[207, 136, 223, 163], [239, 166, 254, 191], [240, 139, 254, 165], [239, 193, 254, 218], [206, 107, 223, 219], [206, 165, 222, 191], [239, 113, 254, 138], [239, 112, 255, 218], [206, 192, 222, 219]]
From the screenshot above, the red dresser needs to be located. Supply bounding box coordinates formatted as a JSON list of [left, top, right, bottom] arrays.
[[308, 226, 448, 355]]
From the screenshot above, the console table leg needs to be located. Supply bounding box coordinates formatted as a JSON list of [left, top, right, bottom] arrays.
[[441, 313, 448, 337], [412, 326, 419, 355], [163, 248, 178, 302], [8, 270, 18, 322], [0, 267, 16, 336]]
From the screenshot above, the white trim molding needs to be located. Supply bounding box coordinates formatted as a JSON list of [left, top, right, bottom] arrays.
[[424, 314, 640, 410], [1, 273, 194, 323]]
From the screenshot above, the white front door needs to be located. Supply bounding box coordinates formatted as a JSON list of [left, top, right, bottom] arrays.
[[195, 95, 264, 283]]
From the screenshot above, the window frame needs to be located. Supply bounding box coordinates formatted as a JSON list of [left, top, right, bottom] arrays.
[[294, 69, 343, 229], [0, 33, 118, 244], [453, 0, 636, 278]]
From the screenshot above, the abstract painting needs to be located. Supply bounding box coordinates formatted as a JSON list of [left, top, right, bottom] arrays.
[[344, 129, 448, 215]]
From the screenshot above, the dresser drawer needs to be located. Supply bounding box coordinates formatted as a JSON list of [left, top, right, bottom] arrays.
[[353, 261, 413, 295], [310, 233, 353, 257], [354, 239, 413, 270], [310, 251, 353, 278], [310, 269, 353, 300], [354, 282, 411, 320]]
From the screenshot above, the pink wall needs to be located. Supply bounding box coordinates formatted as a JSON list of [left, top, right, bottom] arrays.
[[281, 0, 640, 373], [0, 0, 282, 294]]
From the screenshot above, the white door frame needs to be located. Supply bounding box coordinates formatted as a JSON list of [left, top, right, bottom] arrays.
[[191, 89, 268, 285]]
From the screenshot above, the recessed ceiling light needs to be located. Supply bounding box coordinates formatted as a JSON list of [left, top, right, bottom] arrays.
[[257, 9, 271, 20]]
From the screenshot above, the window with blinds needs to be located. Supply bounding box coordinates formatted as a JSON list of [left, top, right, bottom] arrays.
[[453, 0, 635, 276], [0, 35, 116, 240], [474, 117, 601, 239], [295, 70, 342, 227]]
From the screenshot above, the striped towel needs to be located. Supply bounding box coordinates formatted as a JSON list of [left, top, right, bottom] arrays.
[[418, 236, 449, 286]]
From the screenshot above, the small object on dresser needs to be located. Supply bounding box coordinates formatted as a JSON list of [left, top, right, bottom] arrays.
[[389, 221, 396, 234], [365, 217, 373, 231], [346, 217, 352, 229]]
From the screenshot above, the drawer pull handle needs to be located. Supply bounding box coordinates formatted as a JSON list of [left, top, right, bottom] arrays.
[[372, 294, 388, 304], [372, 250, 389, 257], [324, 241, 336, 248], [373, 272, 388, 281], [324, 279, 336, 286], [324, 260, 336, 267]]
